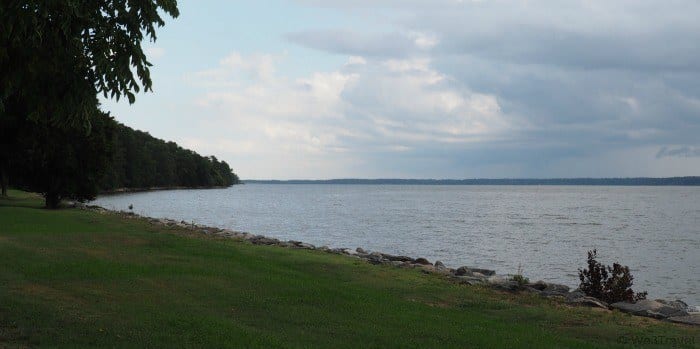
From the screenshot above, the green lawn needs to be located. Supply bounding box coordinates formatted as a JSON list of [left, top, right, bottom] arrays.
[[1, 189, 698, 348]]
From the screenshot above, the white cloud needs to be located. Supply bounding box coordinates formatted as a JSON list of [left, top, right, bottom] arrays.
[[184, 52, 509, 178]]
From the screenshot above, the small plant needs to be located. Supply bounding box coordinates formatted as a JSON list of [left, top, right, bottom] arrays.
[[512, 264, 530, 286], [578, 250, 647, 303]]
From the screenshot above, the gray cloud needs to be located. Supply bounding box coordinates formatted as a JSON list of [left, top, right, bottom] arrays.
[[656, 147, 700, 159], [281, 0, 700, 176]]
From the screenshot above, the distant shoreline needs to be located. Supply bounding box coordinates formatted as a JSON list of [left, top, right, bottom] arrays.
[[244, 177, 700, 186]]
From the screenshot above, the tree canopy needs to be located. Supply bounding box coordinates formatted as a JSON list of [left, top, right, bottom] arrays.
[[0, 1, 179, 126]]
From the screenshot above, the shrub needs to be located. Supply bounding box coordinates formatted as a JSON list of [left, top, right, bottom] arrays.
[[511, 264, 530, 287], [578, 250, 647, 303]]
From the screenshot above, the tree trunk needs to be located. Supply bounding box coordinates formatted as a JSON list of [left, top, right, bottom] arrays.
[[0, 167, 7, 197], [45, 191, 60, 209], [0, 155, 8, 197]]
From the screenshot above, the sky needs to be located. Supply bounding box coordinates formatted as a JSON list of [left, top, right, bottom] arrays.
[[102, 0, 700, 180]]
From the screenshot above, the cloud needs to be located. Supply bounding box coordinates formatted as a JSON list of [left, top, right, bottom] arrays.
[[287, 30, 438, 57], [656, 146, 700, 159], [170, 1, 700, 178], [184, 52, 511, 178]]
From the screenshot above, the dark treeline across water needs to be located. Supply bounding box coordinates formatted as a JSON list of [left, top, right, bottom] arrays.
[[245, 177, 700, 186]]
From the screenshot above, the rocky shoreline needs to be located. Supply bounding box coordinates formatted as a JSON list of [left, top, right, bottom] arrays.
[[82, 204, 700, 327]]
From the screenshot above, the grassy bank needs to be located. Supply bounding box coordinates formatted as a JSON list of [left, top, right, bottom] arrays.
[[1, 190, 698, 348]]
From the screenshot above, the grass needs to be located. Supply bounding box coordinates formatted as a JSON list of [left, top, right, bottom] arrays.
[[1, 189, 698, 348]]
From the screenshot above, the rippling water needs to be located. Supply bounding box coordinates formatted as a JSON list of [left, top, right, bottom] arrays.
[[93, 185, 700, 306]]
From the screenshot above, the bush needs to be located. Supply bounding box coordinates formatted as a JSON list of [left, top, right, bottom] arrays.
[[511, 264, 529, 287], [578, 250, 647, 303]]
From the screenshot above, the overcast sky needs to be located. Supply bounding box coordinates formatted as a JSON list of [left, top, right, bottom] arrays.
[[102, 0, 700, 179]]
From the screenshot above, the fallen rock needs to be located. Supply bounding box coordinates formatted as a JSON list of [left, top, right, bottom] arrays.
[[611, 300, 689, 319], [568, 296, 609, 310], [666, 314, 700, 326]]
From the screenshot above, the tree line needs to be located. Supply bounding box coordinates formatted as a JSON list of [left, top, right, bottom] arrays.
[[0, 1, 242, 208], [102, 120, 239, 191]]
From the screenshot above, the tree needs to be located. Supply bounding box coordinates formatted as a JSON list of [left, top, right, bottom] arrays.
[[0, 0, 178, 203], [13, 106, 117, 208]]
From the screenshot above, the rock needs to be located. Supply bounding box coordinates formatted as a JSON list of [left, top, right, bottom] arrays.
[[250, 236, 280, 245], [487, 275, 521, 291], [356, 247, 367, 254], [367, 254, 384, 265], [456, 267, 496, 277], [541, 283, 570, 297], [568, 296, 609, 310], [611, 300, 689, 319], [298, 242, 315, 249], [341, 248, 357, 255], [656, 299, 692, 313], [526, 280, 548, 291], [471, 268, 496, 276], [434, 261, 446, 269], [414, 258, 431, 265], [382, 254, 415, 263], [454, 266, 470, 276], [666, 314, 700, 326], [565, 289, 586, 301], [452, 275, 486, 285], [421, 265, 451, 275]]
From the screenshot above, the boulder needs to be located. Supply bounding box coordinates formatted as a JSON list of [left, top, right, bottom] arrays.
[[250, 236, 280, 245], [526, 280, 548, 291], [356, 247, 367, 254], [666, 314, 700, 326], [487, 275, 520, 291], [366, 254, 385, 265], [568, 296, 609, 310], [656, 299, 691, 313], [452, 275, 486, 285], [454, 266, 471, 276], [434, 261, 446, 269], [382, 254, 415, 263], [414, 258, 431, 265], [541, 283, 570, 297], [341, 248, 357, 255], [611, 300, 689, 319], [470, 268, 496, 276]]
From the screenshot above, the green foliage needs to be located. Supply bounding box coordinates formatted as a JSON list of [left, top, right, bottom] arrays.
[[578, 250, 648, 303], [10, 105, 116, 208], [512, 274, 530, 287], [101, 123, 240, 190], [0, 0, 179, 205], [0, 0, 179, 125]]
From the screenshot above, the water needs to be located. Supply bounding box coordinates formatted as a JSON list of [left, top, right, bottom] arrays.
[[93, 185, 700, 306]]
